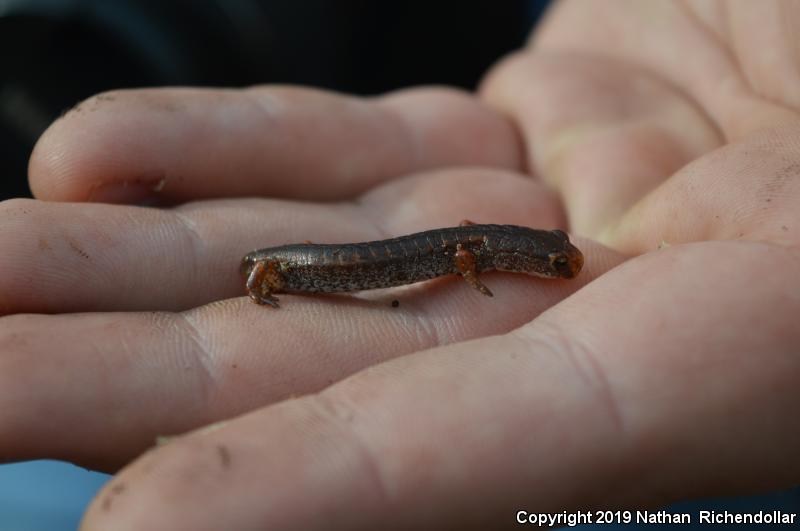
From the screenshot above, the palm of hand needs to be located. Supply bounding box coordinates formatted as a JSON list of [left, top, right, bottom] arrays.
[[1, 2, 798, 529]]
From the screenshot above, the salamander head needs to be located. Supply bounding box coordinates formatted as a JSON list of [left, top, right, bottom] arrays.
[[490, 229, 583, 278], [543, 230, 583, 279]]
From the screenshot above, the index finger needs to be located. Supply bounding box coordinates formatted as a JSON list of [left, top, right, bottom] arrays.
[[29, 86, 523, 204]]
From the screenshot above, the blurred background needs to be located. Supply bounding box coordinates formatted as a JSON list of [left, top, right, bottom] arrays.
[[0, 0, 798, 530], [0, 0, 544, 200]]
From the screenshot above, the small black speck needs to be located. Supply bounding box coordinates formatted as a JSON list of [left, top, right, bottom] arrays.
[[391, 300, 400, 308], [766, 198, 772, 202], [782, 225, 789, 231], [231, 364, 238, 369]]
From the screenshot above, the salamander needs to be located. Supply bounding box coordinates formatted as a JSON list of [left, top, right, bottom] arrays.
[[241, 222, 583, 307]]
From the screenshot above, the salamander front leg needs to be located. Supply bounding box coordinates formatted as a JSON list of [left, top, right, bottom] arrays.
[[246, 261, 282, 308], [454, 243, 493, 297]]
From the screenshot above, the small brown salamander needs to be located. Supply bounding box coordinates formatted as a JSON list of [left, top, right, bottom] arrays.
[[241, 221, 583, 307]]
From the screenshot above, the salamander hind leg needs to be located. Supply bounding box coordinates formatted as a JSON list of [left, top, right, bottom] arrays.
[[459, 219, 476, 226], [454, 244, 493, 297], [246, 260, 283, 308]]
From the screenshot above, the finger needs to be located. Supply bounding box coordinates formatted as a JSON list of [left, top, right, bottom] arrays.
[[29, 86, 522, 204], [481, 50, 722, 238], [81, 241, 800, 530], [0, 238, 618, 470], [600, 126, 800, 253], [0, 169, 565, 314]]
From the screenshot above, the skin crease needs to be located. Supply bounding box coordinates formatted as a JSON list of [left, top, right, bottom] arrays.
[[0, 0, 796, 529]]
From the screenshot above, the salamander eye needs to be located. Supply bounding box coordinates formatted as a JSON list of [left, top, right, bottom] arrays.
[[549, 252, 568, 267]]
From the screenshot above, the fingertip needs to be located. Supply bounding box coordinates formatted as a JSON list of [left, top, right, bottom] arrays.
[[29, 91, 174, 204], [28, 112, 84, 201], [79, 398, 385, 531]]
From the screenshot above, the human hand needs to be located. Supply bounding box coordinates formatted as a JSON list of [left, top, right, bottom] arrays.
[[1, 84, 619, 528], [1, 1, 798, 529]]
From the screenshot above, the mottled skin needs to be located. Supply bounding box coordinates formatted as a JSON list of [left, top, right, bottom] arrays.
[[241, 224, 584, 307]]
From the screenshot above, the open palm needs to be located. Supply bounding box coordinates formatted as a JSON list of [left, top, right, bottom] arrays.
[[1, 1, 798, 529]]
